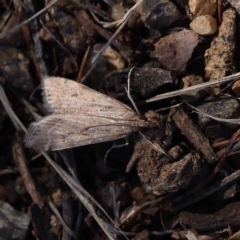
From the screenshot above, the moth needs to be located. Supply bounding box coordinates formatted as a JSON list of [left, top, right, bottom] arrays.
[[24, 77, 162, 151]]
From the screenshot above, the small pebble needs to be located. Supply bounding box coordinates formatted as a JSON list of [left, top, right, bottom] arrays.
[[136, 0, 183, 29], [189, 0, 217, 17], [102, 45, 125, 70], [111, 4, 125, 21], [154, 29, 199, 72], [197, 97, 240, 128], [190, 15, 218, 35], [181, 74, 205, 102]]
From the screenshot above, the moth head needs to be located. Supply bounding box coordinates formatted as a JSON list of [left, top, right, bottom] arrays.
[[24, 121, 51, 152]]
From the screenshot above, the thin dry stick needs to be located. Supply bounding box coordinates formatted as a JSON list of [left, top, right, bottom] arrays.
[[156, 102, 184, 112], [81, 17, 130, 82], [75, 10, 132, 60], [173, 103, 240, 195], [105, 224, 173, 236], [0, 168, 18, 176], [218, 0, 222, 23], [119, 196, 165, 226], [24, 0, 48, 77], [103, 0, 143, 28], [185, 153, 227, 196], [0, 0, 58, 39], [31, 152, 42, 161], [213, 137, 240, 148], [13, 132, 44, 208], [39, 18, 78, 70], [125, 67, 140, 116], [77, 45, 90, 83]]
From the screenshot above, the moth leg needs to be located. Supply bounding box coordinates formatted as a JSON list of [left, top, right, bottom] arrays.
[[139, 131, 167, 156], [126, 147, 144, 172], [125, 67, 140, 116], [76, 122, 136, 139], [104, 137, 129, 165]]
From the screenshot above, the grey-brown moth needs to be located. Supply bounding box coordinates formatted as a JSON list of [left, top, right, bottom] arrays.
[[24, 77, 161, 151]]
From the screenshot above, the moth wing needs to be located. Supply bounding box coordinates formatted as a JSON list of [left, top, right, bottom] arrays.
[[43, 77, 138, 120], [25, 114, 139, 151]]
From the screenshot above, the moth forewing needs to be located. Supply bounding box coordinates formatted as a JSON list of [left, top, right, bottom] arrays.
[[24, 77, 154, 151], [42, 77, 138, 120]]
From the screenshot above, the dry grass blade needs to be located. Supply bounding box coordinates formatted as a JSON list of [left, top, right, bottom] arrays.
[[144, 72, 240, 103], [48, 198, 77, 238], [0, 86, 27, 131], [0, 0, 58, 39], [42, 152, 116, 240], [0, 84, 125, 240], [80, 0, 143, 82], [39, 18, 78, 70], [0, 85, 44, 208], [81, 13, 130, 82], [185, 101, 240, 125], [185, 231, 198, 240]]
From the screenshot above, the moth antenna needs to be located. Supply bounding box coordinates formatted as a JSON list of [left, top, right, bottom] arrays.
[[104, 138, 129, 165], [125, 67, 140, 116], [29, 84, 41, 103]]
